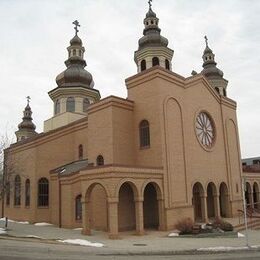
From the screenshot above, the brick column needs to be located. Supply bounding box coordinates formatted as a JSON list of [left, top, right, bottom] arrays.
[[201, 194, 208, 223], [107, 198, 119, 239], [249, 192, 254, 208], [213, 193, 220, 218], [81, 199, 91, 235], [158, 198, 166, 231], [135, 197, 144, 235]]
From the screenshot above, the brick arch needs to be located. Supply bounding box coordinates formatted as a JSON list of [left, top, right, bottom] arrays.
[[114, 179, 140, 199], [206, 182, 217, 218], [192, 182, 205, 222], [141, 180, 163, 200], [84, 181, 110, 232], [142, 181, 163, 230], [219, 182, 231, 217]]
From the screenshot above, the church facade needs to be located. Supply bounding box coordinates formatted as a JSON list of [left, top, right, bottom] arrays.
[[2, 5, 244, 238]]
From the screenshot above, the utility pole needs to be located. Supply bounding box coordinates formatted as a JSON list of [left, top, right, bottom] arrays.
[[241, 176, 249, 248]]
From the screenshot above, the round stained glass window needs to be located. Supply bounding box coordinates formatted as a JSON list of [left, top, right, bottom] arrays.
[[195, 112, 215, 149]]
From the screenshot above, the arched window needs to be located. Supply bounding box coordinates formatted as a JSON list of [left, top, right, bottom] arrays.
[[78, 144, 83, 160], [55, 99, 60, 115], [152, 57, 159, 67], [38, 178, 49, 207], [139, 120, 150, 148], [14, 175, 21, 206], [6, 182, 10, 206], [66, 97, 75, 112], [96, 155, 104, 166], [165, 59, 170, 70], [83, 98, 90, 112], [25, 179, 30, 207], [141, 60, 146, 71], [75, 194, 82, 220], [215, 87, 220, 94], [223, 89, 227, 96], [73, 49, 76, 56]]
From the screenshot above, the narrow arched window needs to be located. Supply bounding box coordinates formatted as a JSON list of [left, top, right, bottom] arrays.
[[75, 194, 82, 221], [83, 98, 90, 112], [25, 179, 30, 207], [96, 155, 104, 166], [139, 120, 150, 148], [55, 99, 60, 115], [152, 57, 159, 67], [215, 87, 220, 94], [165, 59, 170, 70], [223, 89, 227, 96], [14, 175, 21, 206], [73, 49, 76, 56], [6, 182, 10, 206], [78, 144, 83, 160], [141, 60, 146, 71], [66, 97, 75, 112], [38, 178, 49, 207]]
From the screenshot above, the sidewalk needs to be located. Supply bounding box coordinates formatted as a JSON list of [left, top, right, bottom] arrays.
[[1, 218, 260, 255]]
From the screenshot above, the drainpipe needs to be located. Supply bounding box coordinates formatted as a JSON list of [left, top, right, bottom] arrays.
[[58, 172, 62, 228]]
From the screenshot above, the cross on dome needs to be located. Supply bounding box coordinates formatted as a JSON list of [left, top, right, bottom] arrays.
[[148, 0, 152, 9], [204, 35, 209, 47], [26, 96, 31, 105], [73, 20, 80, 35]]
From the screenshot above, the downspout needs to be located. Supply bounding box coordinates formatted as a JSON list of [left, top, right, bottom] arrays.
[[58, 173, 62, 228]]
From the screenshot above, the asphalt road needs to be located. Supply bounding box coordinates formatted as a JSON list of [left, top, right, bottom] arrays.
[[1, 238, 260, 260]]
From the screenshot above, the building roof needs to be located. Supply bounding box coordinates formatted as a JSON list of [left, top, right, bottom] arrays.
[[51, 159, 89, 175]]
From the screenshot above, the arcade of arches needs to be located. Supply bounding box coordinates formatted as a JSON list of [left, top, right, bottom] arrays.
[[192, 182, 231, 222], [244, 181, 260, 209], [80, 177, 164, 239]]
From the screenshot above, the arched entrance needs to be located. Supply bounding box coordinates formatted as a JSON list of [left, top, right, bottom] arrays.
[[207, 182, 217, 218], [219, 182, 229, 218], [85, 183, 108, 232], [245, 182, 252, 207], [143, 183, 159, 230], [253, 182, 259, 209], [118, 183, 136, 231], [192, 182, 204, 222]]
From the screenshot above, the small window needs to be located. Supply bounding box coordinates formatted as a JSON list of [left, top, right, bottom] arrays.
[[75, 194, 82, 221], [215, 87, 220, 94], [236, 183, 239, 193], [223, 89, 227, 96], [152, 57, 159, 67], [242, 162, 247, 166], [73, 49, 76, 56], [205, 57, 208, 61], [253, 160, 260, 165], [78, 144, 83, 160], [66, 97, 75, 112], [55, 99, 60, 115], [14, 175, 21, 206], [38, 178, 49, 207], [96, 155, 104, 166], [139, 120, 150, 148], [165, 59, 170, 70], [6, 182, 10, 206], [151, 20, 154, 24], [83, 98, 90, 112], [25, 179, 30, 207], [141, 60, 146, 71]]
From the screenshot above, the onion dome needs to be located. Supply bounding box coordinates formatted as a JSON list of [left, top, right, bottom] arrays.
[[201, 36, 228, 96], [15, 97, 37, 142], [138, 5, 169, 50], [55, 21, 94, 88], [201, 36, 224, 79]]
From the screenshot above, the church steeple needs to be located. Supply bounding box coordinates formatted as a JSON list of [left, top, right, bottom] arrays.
[[15, 97, 37, 142], [44, 20, 100, 133], [201, 36, 228, 96], [134, 0, 174, 73]]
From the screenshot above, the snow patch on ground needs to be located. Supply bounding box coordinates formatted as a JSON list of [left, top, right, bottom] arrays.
[[73, 228, 83, 231], [34, 222, 53, 226], [168, 232, 179, 237], [237, 232, 245, 238], [0, 218, 29, 224], [25, 235, 43, 239], [0, 228, 7, 235], [58, 239, 104, 247], [198, 246, 249, 251]]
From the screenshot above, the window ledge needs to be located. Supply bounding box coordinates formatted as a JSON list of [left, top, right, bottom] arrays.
[[37, 206, 49, 209], [140, 145, 150, 150]]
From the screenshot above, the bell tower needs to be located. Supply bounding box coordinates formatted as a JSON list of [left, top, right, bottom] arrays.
[[134, 0, 174, 73], [44, 20, 100, 132], [201, 36, 228, 96]]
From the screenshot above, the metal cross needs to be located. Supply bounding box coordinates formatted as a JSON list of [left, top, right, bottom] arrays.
[[204, 35, 208, 47], [148, 0, 152, 9], [73, 20, 80, 35], [26, 96, 31, 105]]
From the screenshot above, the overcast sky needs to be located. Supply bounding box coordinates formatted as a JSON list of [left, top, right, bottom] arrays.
[[0, 0, 259, 158]]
